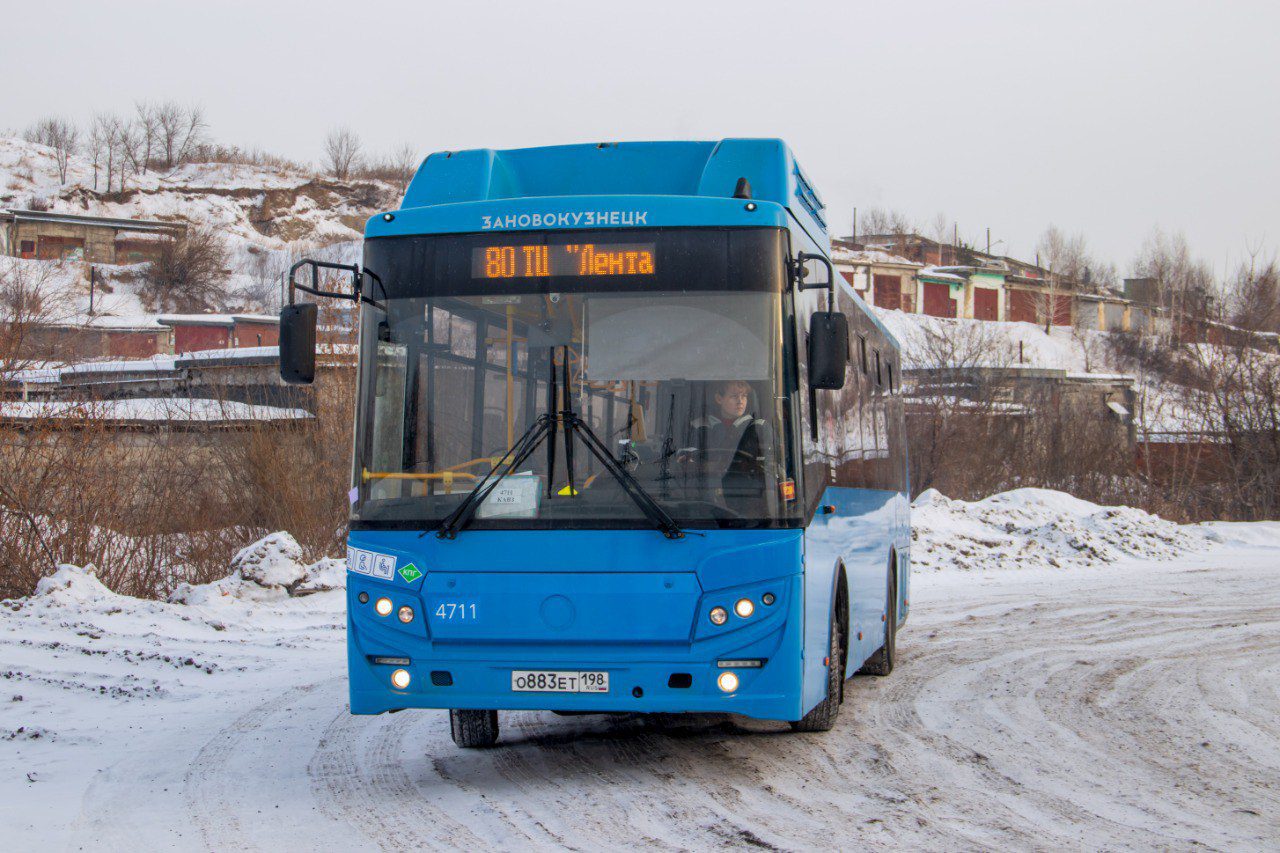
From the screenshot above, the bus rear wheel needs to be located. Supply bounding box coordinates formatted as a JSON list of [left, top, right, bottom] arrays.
[[790, 607, 843, 732], [450, 709, 499, 748], [859, 565, 897, 677]]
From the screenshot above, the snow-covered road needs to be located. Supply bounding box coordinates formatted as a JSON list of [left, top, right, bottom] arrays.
[[3, 526, 1279, 849]]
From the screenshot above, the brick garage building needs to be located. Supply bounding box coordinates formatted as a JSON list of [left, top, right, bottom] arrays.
[[1, 209, 185, 264], [158, 314, 280, 354], [21, 320, 172, 360]]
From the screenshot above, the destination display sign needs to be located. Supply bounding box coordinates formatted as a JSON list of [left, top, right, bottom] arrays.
[[472, 243, 656, 279]]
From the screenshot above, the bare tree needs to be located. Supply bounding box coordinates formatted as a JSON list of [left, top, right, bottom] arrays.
[[155, 101, 208, 169], [323, 127, 363, 180], [23, 117, 80, 183], [90, 113, 126, 193], [858, 206, 917, 237], [382, 142, 420, 190], [929, 211, 950, 244], [1133, 227, 1217, 337], [1227, 252, 1280, 334], [134, 101, 161, 173], [0, 257, 77, 370]]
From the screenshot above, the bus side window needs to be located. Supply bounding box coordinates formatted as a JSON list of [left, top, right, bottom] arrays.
[[874, 351, 882, 387], [859, 336, 868, 373], [887, 362, 894, 394]]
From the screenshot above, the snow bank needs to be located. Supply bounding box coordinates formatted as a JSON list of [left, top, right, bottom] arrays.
[[168, 532, 344, 604], [910, 487, 1216, 572]]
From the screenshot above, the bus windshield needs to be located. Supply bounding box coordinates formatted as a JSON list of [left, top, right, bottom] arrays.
[[352, 228, 802, 530]]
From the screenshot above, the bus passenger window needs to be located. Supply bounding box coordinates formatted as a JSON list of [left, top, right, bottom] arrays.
[[859, 337, 868, 373], [874, 351, 882, 387]]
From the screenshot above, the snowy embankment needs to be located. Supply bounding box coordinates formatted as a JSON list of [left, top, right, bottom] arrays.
[[910, 487, 1225, 572], [3, 493, 1280, 849]]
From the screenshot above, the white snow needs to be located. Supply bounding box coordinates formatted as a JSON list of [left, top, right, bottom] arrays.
[[1, 494, 1279, 849], [0, 397, 310, 423], [910, 487, 1210, 572]]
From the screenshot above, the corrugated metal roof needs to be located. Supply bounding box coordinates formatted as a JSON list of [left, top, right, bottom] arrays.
[[1, 209, 186, 233]]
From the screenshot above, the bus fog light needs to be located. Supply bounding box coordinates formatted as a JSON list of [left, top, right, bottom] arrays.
[[391, 668, 411, 689], [734, 598, 755, 618], [375, 597, 393, 616], [398, 605, 414, 623], [709, 607, 728, 625], [717, 671, 739, 693]]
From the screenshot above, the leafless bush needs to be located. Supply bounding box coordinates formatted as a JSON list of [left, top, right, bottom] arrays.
[[142, 226, 231, 311], [323, 127, 363, 180], [357, 143, 420, 190]]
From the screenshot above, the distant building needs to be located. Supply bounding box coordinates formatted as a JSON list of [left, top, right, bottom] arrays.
[[21, 319, 173, 361], [157, 315, 280, 354], [831, 243, 922, 312], [0, 209, 185, 265]]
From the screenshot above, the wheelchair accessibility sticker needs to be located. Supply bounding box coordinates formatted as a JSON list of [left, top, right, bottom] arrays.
[[346, 547, 396, 580]]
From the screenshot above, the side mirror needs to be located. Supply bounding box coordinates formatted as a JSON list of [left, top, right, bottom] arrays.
[[808, 311, 848, 390], [280, 303, 318, 385]]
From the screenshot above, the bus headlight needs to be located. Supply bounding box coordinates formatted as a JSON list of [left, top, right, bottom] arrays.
[[398, 605, 414, 624], [391, 668, 411, 689], [709, 607, 728, 625], [717, 671, 739, 693], [734, 598, 755, 618], [375, 597, 393, 617]]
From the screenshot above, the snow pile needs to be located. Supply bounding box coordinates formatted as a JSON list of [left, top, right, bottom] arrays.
[[31, 564, 120, 605], [911, 487, 1213, 571], [168, 532, 344, 604]]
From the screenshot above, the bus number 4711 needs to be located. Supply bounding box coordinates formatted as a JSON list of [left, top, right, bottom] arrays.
[[434, 602, 477, 620]]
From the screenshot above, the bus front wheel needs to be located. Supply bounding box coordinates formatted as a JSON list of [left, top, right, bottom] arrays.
[[790, 606, 843, 732], [450, 709, 499, 748]]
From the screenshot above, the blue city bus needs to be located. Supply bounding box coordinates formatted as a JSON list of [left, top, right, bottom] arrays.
[[279, 139, 910, 747]]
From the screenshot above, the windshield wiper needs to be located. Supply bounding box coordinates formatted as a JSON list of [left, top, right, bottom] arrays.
[[436, 348, 685, 541], [433, 411, 554, 540]]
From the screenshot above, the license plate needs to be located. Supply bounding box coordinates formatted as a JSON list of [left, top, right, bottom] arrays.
[[511, 670, 609, 693]]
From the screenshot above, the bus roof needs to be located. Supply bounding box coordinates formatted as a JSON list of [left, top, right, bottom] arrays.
[[388, 139, 829, 244]]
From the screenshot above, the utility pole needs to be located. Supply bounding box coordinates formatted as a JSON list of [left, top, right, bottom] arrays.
[[986, 228, 991, 255], [852, 207, 857, 243], [88, 265, 96, 315]]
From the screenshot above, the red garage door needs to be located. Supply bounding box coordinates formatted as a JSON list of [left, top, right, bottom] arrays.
[[1009, 289, 1037, 324], [1050, 294, 1073, 326], [973, 287, 998, 321], [873, 274, 902, 310], [922, 282, 957, 318]]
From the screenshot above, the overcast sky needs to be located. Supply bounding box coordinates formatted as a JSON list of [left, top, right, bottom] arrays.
[[6, 0, 1277, 277]]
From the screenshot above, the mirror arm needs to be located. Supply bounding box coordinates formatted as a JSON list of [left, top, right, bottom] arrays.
[[287, 259, 386, 312], [793, 251, 836, 311]]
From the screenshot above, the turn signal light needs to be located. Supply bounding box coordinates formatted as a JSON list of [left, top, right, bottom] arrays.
[[398, 605, 414, 624], [709, 607, 728, 625]]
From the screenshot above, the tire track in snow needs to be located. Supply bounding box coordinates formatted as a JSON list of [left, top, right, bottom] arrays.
[[160, 554, 1279, 850]]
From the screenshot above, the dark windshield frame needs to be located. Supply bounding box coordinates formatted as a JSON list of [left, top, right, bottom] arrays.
[[350, 226, 804, 532]]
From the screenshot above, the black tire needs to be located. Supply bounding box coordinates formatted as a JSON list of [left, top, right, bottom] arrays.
[[859, 564, 898, 677], [790, 605, 843, 732], [450, 709, 499, 748]]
